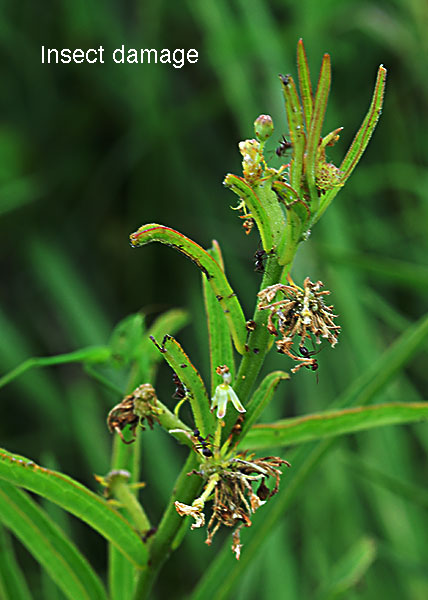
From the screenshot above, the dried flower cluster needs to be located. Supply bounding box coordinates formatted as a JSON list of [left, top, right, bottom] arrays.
[[107, 384, 160, 443], [258, 277, 340, 372], [175, 454, 290, 559]]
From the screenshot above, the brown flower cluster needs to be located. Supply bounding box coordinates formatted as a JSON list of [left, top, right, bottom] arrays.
[[175, 455, 290, 559], [107, 384, 160, 444], [257, 277, 340, 372]]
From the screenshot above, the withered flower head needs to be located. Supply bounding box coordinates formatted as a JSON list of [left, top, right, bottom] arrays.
[[107, 383, 160, 444], [175, 454, 290, 558], [258, 277, 340, 371]]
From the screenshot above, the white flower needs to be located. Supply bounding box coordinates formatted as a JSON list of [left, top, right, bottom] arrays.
[[211, 383, 246, 419]]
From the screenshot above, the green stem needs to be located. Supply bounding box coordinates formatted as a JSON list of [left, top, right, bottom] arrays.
[[197, 473, 220, 505], [110, 477, 150, 533], [223, 244, 298, 441], [224, 248, 297, 434], [133, 452, 202, 600]]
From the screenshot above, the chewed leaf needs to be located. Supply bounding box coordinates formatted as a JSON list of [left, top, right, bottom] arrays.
[[0, 449, 147, 567], [305, 53, 331, 204], [315, 65, 387, 223], [150, 334, 213, 436], [130, 224, 247, 354], [203, 241, 235, 395], [279, 74, 305, 194], [239, 402, 428, 450], [297, 38, 313, 130], [339, 65, 387, 182]]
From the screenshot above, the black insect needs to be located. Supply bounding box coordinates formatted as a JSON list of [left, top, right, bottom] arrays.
[[299, 344, 321, 383], [172, 373, 186, 399], [193, 429, 213, 458], [254, 247, 276, 274], [299, 344, 320, 376], [254, 249, 267, 273], [275, 135, 293, 158]]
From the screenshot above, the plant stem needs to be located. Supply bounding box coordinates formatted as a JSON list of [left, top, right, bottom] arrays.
[[110, 477, 150, 532], [224, 249, 297, 438], [133, 451, 202, 600]]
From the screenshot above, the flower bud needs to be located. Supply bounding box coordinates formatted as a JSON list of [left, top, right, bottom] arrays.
[[254, 114, 274, 142]]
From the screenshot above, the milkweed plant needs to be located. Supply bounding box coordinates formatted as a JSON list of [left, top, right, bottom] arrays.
[[11, 39, 428, 600]]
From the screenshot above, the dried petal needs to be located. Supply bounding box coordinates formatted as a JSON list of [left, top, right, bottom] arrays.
[[174, 501, 205, 530], [232, 527, 243, 560]]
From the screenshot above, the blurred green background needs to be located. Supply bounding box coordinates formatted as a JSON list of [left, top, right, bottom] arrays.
[[1, 0, 428, 598]]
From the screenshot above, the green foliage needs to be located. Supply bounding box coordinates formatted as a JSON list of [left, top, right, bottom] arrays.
[[0, 449, 147, 567], [242, 401, 428, 450], [1, 5, 427, 599], [0, 482, 107, 600]]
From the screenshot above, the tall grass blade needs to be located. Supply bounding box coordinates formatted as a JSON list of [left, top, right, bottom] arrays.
[[241, 402, 428, 450], [0, 449, 147, 567], [0, 482, 107, 600]]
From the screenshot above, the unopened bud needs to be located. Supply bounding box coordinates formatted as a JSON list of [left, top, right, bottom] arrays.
[[254, 114, 274, 142]]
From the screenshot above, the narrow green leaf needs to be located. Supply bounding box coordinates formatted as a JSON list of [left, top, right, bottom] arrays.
[[0, 449, 147, 567], [339, 65, 387, 182], [29, 237, 111, 346], [333, 311, 428, 410], [202, 240, 235, 395], [0, 482, 107, 600], [317, 537, 376, 600], [109, 313, 146, 366], [324, 248, 428, 292], [0, 346, 111, 391], [316, 65, 387, 222], [239, 371, 289, 442], [305, 53, 331, 198], [297, 38, 314, 131], [279, 74, 305, 194], [150, 334, 213, 436], [146, 309, 189, 361], [0, 524, 32, 600], [223, 174, 274, 253], [130, 224, 247, 353], [349, 456, 428, 511], [240, 402, 428, 450]]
